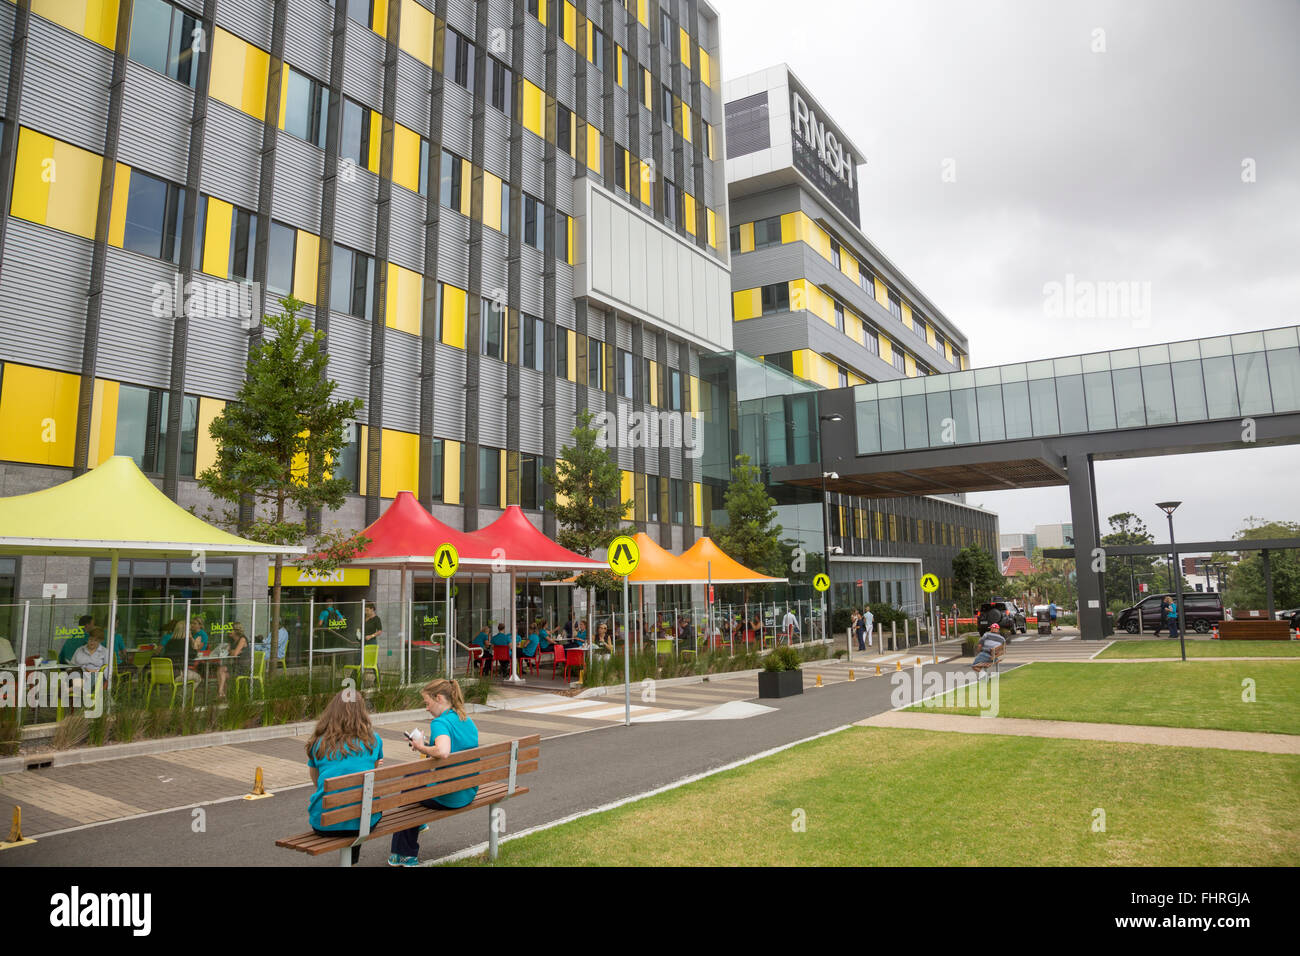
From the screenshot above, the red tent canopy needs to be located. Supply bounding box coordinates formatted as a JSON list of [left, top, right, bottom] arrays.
[[468, 505, 606, 572], [347, 491, 494, 568]]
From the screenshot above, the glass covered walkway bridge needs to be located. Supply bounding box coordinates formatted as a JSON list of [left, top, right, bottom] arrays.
[[772, 326, 1300, 640]]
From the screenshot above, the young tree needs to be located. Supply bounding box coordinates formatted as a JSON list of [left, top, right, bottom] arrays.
[[1101, 511, 1159, 609], [951, 545, 1004, 613], [199, 297, 368, 661], [543, 408, 633, 597], [710, 454, 783, 604], [1222, 518, 1300, 610]]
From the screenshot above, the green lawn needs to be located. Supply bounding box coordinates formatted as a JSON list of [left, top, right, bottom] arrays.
[[453, 727, 1300, 866], [910, 662, 1300, 734], [1098, 640, 1300, 659]]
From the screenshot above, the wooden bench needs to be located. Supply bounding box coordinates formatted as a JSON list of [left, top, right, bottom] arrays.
[[1219, 620, 1291, 640], [276, 734, 540, 866]]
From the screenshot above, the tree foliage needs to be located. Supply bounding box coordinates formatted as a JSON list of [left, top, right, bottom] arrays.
[[710, 454, 783, 602], [951, 545, 1004, 611], [198, 297, 369, 657], [1223, 518, 1300, 610]]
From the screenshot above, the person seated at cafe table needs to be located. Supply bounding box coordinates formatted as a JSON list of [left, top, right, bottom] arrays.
[[518, 627, 541, 672], [489, 624, 514, 675], [69, 626, 110, 697], [190, 616, 210, 654], [573, 619, 589, 647], [216, 622, 252, 700], [537, 620, 553, 652], [58, 615, 94, 664], [469, 625, 492, 674]]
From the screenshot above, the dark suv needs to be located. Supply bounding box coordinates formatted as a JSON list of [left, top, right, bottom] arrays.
[[978, 600, 1027, 636], [1115, 592, 1225, 634]]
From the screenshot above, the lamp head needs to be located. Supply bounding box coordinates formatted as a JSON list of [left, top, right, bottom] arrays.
[[820, 413, 844, 423], [1156, 501, 1182, 516]]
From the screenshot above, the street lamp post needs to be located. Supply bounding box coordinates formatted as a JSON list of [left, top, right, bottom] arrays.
[[818, 413, 843, 645], [1157, 501, 1187, 662]]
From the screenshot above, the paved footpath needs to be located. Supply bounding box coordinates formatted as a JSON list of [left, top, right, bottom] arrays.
[[858, 711, 1300, 754]]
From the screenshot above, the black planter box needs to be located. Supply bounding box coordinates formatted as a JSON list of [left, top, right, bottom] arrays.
[[758, 669, 804, 699]]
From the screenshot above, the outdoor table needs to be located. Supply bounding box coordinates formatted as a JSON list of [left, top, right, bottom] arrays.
[[187, 653, 232, 699], [312, 646, 358, 688]]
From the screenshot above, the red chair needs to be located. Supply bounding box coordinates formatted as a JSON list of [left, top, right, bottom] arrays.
[[491, 644, 512, 677], [518, 644, 540, 676], [466, 646, 484, 676], [551, 644, 567, 678], [562, 646, 585, 682]]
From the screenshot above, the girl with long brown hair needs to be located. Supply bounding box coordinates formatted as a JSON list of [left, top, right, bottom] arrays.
[[388, 678, 479, 867], [306, 691, 384, 865]]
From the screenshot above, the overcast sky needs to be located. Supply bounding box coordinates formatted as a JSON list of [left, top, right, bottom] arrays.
[[713, 0, 1300, 545]]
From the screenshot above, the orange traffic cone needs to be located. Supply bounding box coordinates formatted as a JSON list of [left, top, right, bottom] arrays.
[[1210, 625, 1219, 640]]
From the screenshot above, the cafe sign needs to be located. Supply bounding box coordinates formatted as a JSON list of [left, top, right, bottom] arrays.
[[268, 566, 372, 588]]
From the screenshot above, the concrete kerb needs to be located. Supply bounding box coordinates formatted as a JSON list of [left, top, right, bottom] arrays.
[[576, 668, 764, 698]]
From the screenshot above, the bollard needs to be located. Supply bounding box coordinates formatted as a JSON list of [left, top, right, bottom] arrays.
[[916, 657, 922, 667], [904, 619, 909, 646], [815, 674, 823, 688], [244, 767, 273, 801], [891, 621, 897, 651], [7, 806, 20, 843], [848, 669, 856, 682], [875, 664, 881, 676], [895, 659, 902, 671]]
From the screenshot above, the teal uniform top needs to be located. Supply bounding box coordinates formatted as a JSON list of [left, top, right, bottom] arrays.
[[427, 712, 480, 809], [490, 630, 513, 646], [307, 736, 384, 831]]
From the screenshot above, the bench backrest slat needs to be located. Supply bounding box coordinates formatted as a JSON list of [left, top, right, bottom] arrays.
[[321, 735, 538, 791], [319, 758, 540, 827], [321, 744, 540, 809]]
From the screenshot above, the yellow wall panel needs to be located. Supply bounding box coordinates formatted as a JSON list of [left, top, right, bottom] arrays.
[[400, 0, 436, 65], [638, 0, 649, 28], [739, 221, 754, 253], [699, 49, 711, 88], [679, 102, 692, 142], [880, 337, 893, 363], [945, 341, 954, 363], [905, 354, 917, 377], [386, 263, 423, 335], [357, 424, 368, 492], [195, 397, 225, 475], [201, 197, 234, 278], [563, 2, 576, 48], [459, 158, 472, 216], [371, 0, 388, 36], [926, 324, 937, 348], [693, 482, 703, 527], [88, 379, 119, 467], [679, 27, 691, 69], [481, 170, 503, 232], [566, 215, 575, 265], [380, 429, 420, 499], [707, 207, 716, 248], [49, 139, 103, 239], [586, 123, 601, 173], [874, 277, 889, 308], [638, 161, 651, 205], [683, 193, 696, 236], [11, 127, 55, 227], [841, 250, 858, 281], [732, 288, 761, 321], [0, 363, 80, 466], [393, 123, 422, 192], [441, 283, 467, 348], [32, 0, 119, 49], [621, 470, 634, 519], [209, 29, 268, 121], [779, 212, 797, 245], [804, 214, 832, 260], [443, 439, 461, 504], [367, 110, 382, 175], [292, 229, 319, 305], [642, 67, 653, 110], [901, 301, 913, 330], [522, 79, 545, 138]]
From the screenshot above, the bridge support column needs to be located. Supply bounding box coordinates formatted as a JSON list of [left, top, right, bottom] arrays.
[[1067, 453, 1110, 639]]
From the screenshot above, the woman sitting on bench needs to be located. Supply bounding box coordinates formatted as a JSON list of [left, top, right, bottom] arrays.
[[389, 678, 480, 867], [306, 691, 385, 866]]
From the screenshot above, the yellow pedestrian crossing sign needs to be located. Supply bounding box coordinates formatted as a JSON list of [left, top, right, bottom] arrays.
[[608, 535, 640, 576], [434, 543, 459, 578], [813, 573, 830, 592], [920, 573, 939, 593]]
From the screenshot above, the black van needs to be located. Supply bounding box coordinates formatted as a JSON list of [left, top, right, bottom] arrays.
[[1115, 593, 1224, 634]]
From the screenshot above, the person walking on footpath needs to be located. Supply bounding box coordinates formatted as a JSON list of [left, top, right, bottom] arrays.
[[1166, 596, 1180, 640], [1154, 596, 1170, 637], [863, 606, 875, 648], [1048, 601, 1058, 631]]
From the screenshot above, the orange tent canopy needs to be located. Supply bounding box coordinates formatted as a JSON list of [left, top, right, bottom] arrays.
[[680, 536, 787, 584], [544, 533, 786, 585]]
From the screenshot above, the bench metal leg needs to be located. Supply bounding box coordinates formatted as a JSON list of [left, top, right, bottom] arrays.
[[339, 848, 352, 867], [488, 806, 500, 861]]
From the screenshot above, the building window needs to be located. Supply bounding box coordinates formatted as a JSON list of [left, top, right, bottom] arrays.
[[660, 10, 673, 47], [646, 475, 660, 522], [760, 282, 790, 315], [334, 421, 362, 494], [590, 25, 606, 67], [661, 85, 674, 122], [556, 331, 568, 379], [330, 244, 374, 320], [128, 0, 199, 88], [339, 96, 371, 167], [345, 0, 371, 26], [617, 47, 628, 88], [663, 179, 677, 226], [834, 302, 845, 333], [479, 446, 501, 508], [520, 454, 540, 509], [440, 149, 463, 211], [526, 0, 542, 22], [753, 215, 781, 249], [863, 329, 879, 355], [765, 352, 793, 374], [488, 58, 512, 114], [266, 221, 296, 295], [668, 369, 682, 410], [641, 356, 655, 404], [859, 266, 875, 294], [618, 349, 634, 398], [123, 169, 184, 263], [831, 240, 841, 269], [556, 104, 574, 157], [522, 193, 545, 252], [729, 225, 740, 253], [888, 291, 903, 320], [557, 214, 571, 263], [521, 314, 545, 371], [892, 350, 906, 373], [838, 367, 849, 388], [282, 67, 329, 149], [702, 121, 714, 159], [479, 296, 506, 359], [615, 145, 628, 191], [446, 28, 475, 89], [114, 384, 197, 477], [587, 339, 604, 390], [228, 206, 258, 281], [499, 180, 511, 238], [669, 478, 684, 524]]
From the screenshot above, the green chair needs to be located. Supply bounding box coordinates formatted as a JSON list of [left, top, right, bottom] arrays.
[[343, 644, 380, 689], [147, 657, 180, 707], [235, 651, 267, 698], [655, 638, 674, 656]]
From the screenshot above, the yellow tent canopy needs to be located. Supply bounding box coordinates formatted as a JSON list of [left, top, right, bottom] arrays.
[[0, 456, 304, 559]]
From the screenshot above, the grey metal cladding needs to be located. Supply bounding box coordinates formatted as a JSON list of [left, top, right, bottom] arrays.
[[215, 0, 273, 48], [522, 19, 545, 84], [556, 47, 574, 105], [441, 84, 474, 156], [480, 230, 508, 296], [730, 241, 803, 291], [333, 172, 380, 253], [201, 103, 263, 211], [555, 283, 575, 329], [485, 0, 511, 52], [340, 26, 385, 112], [96, 250, 177, 389], [271, 134, 325, 234], [433, 343, 467, 439], [395, 55, 431, 133], [326, 312, 371, 404], [0, 221, 90, 373], [669, 448, 681, 480], [724, 90, 769, 159], [555, 159, 574, 214], [518, 370, 544, 454], [483, 109, 511, 178], [730, 313, 811, 355], [521, 136, 544, 198], [283, 0, 332, 79], [118, 64, 193, 186], [806, 316, 897, 381], [614, 89, 628, 143], [382, 331, 421, 431], [438, 212, 471, 280], [519, 245, 544, 314], [387, 186, 425, 273], [616, 317, 631, 350], [445, 0, 476, 37], [20, 17, 112, 152], [477, 358, 508, 447]]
